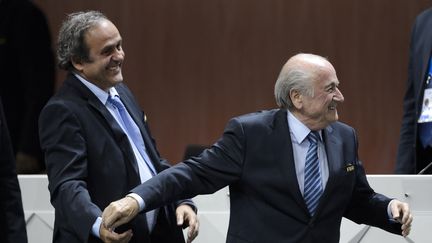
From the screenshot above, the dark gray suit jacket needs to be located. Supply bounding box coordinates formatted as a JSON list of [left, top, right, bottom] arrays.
[[39, 74, 188, 243], [132, 109, 401, 243]]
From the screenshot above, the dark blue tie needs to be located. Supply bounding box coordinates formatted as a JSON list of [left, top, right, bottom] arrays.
[[304, 131, 323, 216]]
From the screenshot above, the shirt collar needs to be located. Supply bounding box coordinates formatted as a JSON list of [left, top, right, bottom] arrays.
[[287, 110, 322, 144], [73, 72, 118, 105]]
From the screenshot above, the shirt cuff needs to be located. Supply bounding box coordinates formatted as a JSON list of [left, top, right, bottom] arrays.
[[127, 193, 145, 211], [175, 199, 197, 213], [91, 217, 102, 238]]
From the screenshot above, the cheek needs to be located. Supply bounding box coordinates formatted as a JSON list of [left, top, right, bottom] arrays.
[[323, 96, 334, 106]]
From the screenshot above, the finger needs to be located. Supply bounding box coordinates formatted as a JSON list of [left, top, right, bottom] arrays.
[[103, 206, 120, 229], [187, 217, 196, 237], [401, 221, 412, 237], [176, 210, 184, 226], [103, 230, 132, 242], [188, 219, 199, 242], [187, 228, 199, 243], [402, 228, 410, 237], [187, 228, 198, 243], [401, 206, 410, 223], [391, 205, 400, 220], [111, 217, 130, 230], [404, 226, 411, 237], [402, 214, 413, 228], [401, 215, 413, 233], [104, 210, 128, 230], [402, 227, 411, 236], [407, 213, 413, 225], [117, 229, 133, 243], [389, 200, 400, 220]]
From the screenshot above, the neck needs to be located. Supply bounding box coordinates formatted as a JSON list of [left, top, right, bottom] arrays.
[[289, 109, 326, 131]]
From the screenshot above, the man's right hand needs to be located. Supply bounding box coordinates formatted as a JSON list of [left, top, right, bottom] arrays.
[[102, 196, 140, 230], [100, 224, 132, 243]]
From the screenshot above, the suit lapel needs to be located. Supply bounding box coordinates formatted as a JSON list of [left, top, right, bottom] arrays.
[[273, 110, 309, 214], [89, 98, 141, 174], [116, 85, 162, 173], [65, 76, 141, 182], [314, 125, 344, 216]]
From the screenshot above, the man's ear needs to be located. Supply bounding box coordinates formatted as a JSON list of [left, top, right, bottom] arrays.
[[71, 57, 84, 72], [290, 89, 302, 109]]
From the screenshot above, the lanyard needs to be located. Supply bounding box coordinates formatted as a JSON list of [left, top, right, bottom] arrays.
[[427, 57, 432, 86], [429, 57, 432, 75]]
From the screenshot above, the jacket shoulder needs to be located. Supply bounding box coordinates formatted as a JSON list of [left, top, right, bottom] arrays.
[[328, 121, 356, 138], [233, 109, 281, 124]]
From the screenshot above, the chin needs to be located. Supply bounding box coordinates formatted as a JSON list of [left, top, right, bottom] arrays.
[[328, 110, 339, 120], [112, 76, 123, 84]]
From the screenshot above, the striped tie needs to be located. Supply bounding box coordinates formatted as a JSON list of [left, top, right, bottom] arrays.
[[304, 131, 323, 216]]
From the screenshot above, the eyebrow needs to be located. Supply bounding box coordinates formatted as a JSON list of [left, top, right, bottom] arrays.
[[325, 80, 339, 89]]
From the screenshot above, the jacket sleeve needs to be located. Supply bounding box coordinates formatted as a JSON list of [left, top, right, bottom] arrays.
[[344, 128, 402, 235], [131, 117, 245, 212], [39, 101, 101, 242]]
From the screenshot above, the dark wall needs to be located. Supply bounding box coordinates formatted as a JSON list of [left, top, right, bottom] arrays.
[[33, 0, 431, 173]]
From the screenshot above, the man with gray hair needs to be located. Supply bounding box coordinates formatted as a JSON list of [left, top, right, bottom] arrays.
[[39, 11, 198, 243], [102, 53, 412, 242]]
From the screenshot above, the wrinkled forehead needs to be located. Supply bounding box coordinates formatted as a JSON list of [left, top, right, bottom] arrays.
[[312, 67, 339, 89]]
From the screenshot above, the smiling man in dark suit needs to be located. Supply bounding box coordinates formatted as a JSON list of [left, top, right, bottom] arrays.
[[102, 53, 413, 243], [39, 11, 198, 243]]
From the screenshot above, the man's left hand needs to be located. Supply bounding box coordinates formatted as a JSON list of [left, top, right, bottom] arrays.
[[176, 204, 199, 243], [390, 199, 413, 237]]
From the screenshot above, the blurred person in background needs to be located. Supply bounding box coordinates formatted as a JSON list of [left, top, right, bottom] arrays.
[[0, 0, 55, 174], [396, 7, 432, 174], [0, 97, 28, 243]]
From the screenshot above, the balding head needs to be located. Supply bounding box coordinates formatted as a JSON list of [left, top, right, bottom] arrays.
[[274, 53, 335, 109]]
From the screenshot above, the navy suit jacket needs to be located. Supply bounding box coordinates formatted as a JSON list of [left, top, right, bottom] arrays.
[[132, 109, 401, 243], [39, 74, 187, 243], [0, 98, 27, 243], [396, 8, 432, 174]]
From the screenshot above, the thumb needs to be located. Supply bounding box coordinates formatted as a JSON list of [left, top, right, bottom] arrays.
[[390, 200, 401, 220], [177, 211, 184, 226]]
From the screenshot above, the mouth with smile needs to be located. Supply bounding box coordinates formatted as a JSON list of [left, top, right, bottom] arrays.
[[328, 103, 337, 110], [107, 63, 122, 73]]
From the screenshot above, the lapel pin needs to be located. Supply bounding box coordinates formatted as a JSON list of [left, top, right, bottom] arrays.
[[346, 164, 355, 172]]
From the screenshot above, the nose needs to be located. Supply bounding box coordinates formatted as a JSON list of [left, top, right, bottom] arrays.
[[333, 87, 344, 103], [112, 48, 125, 62]]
